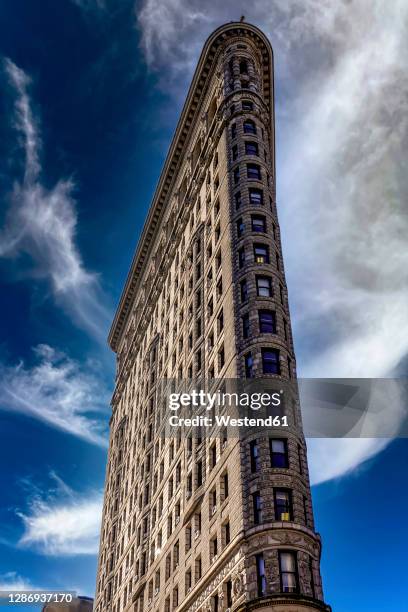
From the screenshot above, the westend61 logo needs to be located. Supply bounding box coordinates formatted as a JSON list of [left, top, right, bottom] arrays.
[[167, 389, 288, 429]]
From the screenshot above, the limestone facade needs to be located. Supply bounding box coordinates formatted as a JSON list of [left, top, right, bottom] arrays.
[[95, 22, 331, 612]]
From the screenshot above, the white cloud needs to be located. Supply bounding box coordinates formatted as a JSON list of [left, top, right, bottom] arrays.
[[0, 59, 111, 342], [0, 344, 108, 446], [0, 571, 35, 591], [18, 477, 103, 556], [136, 0, 408, 484]]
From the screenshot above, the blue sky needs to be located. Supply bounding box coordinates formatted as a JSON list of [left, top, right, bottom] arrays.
[[0, 1, 407, 610]]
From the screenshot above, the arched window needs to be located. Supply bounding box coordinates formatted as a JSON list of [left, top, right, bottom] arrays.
[[239, 59, 248, 74]]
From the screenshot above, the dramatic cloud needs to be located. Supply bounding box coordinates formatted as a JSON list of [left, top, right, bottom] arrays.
[[18, 475, 103, 555], [0, 59, 111, 342], [137, 0, 408, 484], [0, 344, 109, 447]]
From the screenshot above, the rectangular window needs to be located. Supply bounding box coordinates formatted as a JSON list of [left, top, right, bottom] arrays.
[[244, 352, 253, 378], [256, 553, 266, 597], [195, 556, 202, 581], [226, 580, 233, 608], [231, 123, 237, 139], [197, 460, 203, 487], [270, 438, 289, 468], [237, 217, 244, 237], [235, 191, 242, 209], [223, 472, 229, 499], [232, 144, 238, 161], [253, 491, 262, 524], [234, 167, 240, 184], [218, 345, 225, 370], [256, 276, 272, 297], [210, 443, 217, 469], [254, 244, 270, 264], [249, 188, 263, 205], [262, 348, 280, 374], [274, 488, 292, 521], [249, 439, 260, 472], [240, 279, 248, 302], [279, 551, 298, 593], [210, 536, 218, 560], [217, 309, 224, 333], [243, 119, 256, 134], [238, 247, 245, 269], [223, 520, 231, 546], [247, 164, 261, 180], [251, 215, 266, 233], [242, 100, 253, 111], [259, 310, 276, 333], [242, 313, 250, 339], [245, 141, 259, 156]]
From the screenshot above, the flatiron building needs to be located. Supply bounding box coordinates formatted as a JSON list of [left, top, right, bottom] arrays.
[[95, 21, 331, 612]]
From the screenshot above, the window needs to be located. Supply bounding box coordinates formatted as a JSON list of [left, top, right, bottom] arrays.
[[235, 191, 242, 209], [259, 310, 276, 334], [226, 580, 233, 608], [185, 524, 192, 551], [237, 217, 244, 237], [173, 541, 179, 569], [210, 535, 218, 560], [223, 472, 229, 499], [256, 553, 266, 597], [254, 244, 269, 264], [274, 489, 292, 521], [247, 163, 261, 180], [279, 551, 298, 593], [196, 460, 203, 487], [234, 167, 240, 184], [212, 594, 219, 612], [262, 348, 280, 374], [256, 276, 272, 297], [239, 59, 248, 74], [287, 356, 292, 378], [223, 520, 231, 546], [195, 556, 202, 581], [210, 443, 217, 469], [238, 247, 245, 269], [251, 215, 266, 232], [172, 585, 179, 609], [249, 439, 260, 472], [245, 141, 258, 156], [232, 144, 238, 161], [244, 352, 253, 378], [249, 188, 263, 206], [242, 313, 250, 339], [217, 309, 224, 333], [240, 279, 248, 302], [252, 491, 263, 525], [242, 100, 253, 111], [270, 439, 289, 468], [231, 123, 237, 139], [243, 119, 256, 134]]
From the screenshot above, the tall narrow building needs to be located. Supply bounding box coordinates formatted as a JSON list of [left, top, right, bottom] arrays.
[[95, 22, 331, 612]]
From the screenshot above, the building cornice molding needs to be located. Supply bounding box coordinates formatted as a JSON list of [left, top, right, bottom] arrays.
[[108, 22, 274, 352]]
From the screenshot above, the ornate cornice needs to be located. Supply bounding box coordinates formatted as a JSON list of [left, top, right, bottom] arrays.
[[108, 22, 274, 353]]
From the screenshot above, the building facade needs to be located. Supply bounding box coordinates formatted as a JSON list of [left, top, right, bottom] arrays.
[[43, 596, 94, 611], [95, 22, 331, 612]]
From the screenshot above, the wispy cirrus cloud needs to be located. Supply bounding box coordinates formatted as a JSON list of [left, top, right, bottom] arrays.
[[0, 59, 111, 342], [0, 344, 108, 447], [17, 474, 103, 556], [0, 571, 36, 591], [136, 0, 408, 484]]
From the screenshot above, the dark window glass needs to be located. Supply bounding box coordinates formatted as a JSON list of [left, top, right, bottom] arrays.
[[238, 247, 245, 269], [249, 440, 260, 472], [243, 120, 256, 134], [251, 215, 266, 232], [249, 188, 263, 206], [239, 60, 248, 74], [235, 191, 242, 209], [242, 100, 253, 111], [234, 167, 240, 184], [245, 141, 259, 156], [270, 439, 288, 468], [231, 123, 237, 139], [274, 488, 292, 521], [237, 217, 244, 237], [254, 244, 269, 264], [242, 313, 250, 339], [226, 580, 233, 608], [256, 553, 266, 596], [241, 280, 248, 302], [279, 551, 298, 593], [244, 352, 253, 378], [232, 144, 238, 161], [247, 164, 261, 180], [259, 310, 276, 333], [256, 276, 272, 297], [253, 491, 263, 524], [262, 348, 280, 374]]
